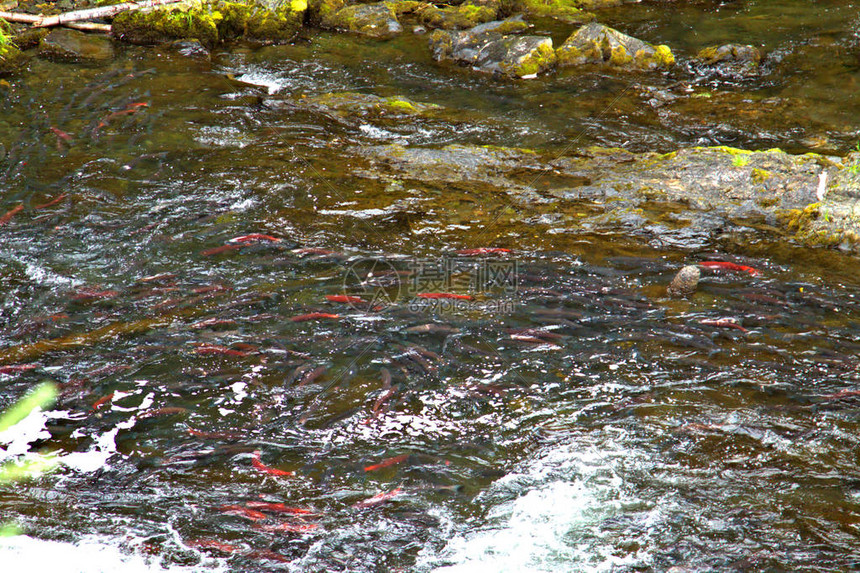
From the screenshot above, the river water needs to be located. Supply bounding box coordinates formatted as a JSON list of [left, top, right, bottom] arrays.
[[1, 0, 859, 571]]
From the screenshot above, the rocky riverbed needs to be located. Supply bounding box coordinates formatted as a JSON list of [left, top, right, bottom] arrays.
[[1, 0, 857, 252]]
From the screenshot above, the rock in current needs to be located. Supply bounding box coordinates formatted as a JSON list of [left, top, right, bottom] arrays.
[[556, 22, 674, 70], [667, 265, 700, 298], [695, 43, 762, 77], [429, 17, 556, 79]]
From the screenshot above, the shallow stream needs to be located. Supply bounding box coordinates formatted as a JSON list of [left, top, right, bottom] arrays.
[[1, 0, 860, 570]]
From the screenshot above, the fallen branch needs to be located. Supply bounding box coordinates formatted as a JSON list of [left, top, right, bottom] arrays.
[[66, 22, 112, 32], [0, 0, 184, 29]]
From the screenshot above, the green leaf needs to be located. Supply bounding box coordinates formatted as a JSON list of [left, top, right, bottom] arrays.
[[0, 382, 57, 434]]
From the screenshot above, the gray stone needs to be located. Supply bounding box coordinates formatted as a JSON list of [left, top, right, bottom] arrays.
[[429, 17, 555, 78], [667, 265, 700, 298]]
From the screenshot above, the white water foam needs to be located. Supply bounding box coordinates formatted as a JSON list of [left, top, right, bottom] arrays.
[[420, 428, 662, 572], [0, 535, 227, 573]]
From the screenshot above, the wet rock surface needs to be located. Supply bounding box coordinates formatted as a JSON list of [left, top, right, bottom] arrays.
[[417, 0, 498, 30], [301, 91, 444, 117], [667, 265, 700, 298], [429, 17, 556, 78], [556, 22, 674, 70], [0, 43, 26, 75], [37, 28, 114, 63], [694, 43, 762, 77], [112, 0, 305, 45], [352, 143, 860, 251], [321, 2, 402, 38]]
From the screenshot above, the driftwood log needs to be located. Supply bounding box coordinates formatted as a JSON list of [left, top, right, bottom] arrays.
[[0, 0, 184, 31]]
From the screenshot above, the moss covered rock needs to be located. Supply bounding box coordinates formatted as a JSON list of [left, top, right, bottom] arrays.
[[695, 43, 761, 77], [429, 16, 554, 78], [112, 5, 220, 46], [13, 28, 49, 51], [508, 0, 592, 24], [0, 43, 25, 76], [217, 0, 306, 43], [321, 2, 402, 38], [112, 0, 305, 46], [417, 0, 498, 31], [303, 91, 443, 117], [557, 22, 674, 70], [352, 143, 860, 251]]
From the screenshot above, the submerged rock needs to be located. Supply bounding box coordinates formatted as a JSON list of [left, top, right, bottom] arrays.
[[667, 265, 700, 298], [429, 17, 556, 78], [112, 0, 306, 46], [38, 28, 114, 63], [321, 2, 402, 38], [352, 143, 860, 251], [302, 91, 443, 117], [556, 22, 674, 70]]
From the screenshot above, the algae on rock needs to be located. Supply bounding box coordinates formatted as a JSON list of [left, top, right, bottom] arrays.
[[112, 0, 305, 45], [557, 22, 674, 70], [430, 17, 555, 79], [417, 0, 498, 31], [506, 0, 592, 24]]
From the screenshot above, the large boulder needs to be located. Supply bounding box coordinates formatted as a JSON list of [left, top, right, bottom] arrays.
[[429, 17, 556, 78], [321, 2, 402, 38], [556, 22, 674, 70]]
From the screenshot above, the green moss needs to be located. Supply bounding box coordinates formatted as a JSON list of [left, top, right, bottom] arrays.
[[492, 17, 528, 34], [13, 27, 49, 50], [701, 145, 753, 156], [386, 0, 423, 15], [732, 155, 749, 167], [514, 0, 592, 24], [751, 168, 772, 184], [216, 0, 304, 43], [383, 98, 418, 112], [608, 45, 631, 66], [654, 44, 674, 66], [113, 0, 304, 45], [418, 2, 496, 30], [0, 42, 24, 75], [308, 0, 345, 23], [506, 40, 556, 77], [113, 6, 221, 46], [555, 43, 583, 66]]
